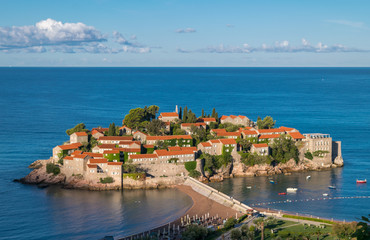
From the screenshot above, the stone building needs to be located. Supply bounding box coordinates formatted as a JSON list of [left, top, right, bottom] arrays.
[[180, 122, 206, 134], [98, 136, 133, 144], [197, 139, 237, 155], [220, 115, 252, 126], [52, 142, 82, 161], [302, 133, 333, 165], [197, 118, 217, 125], [145, 135, 193, 146], [158, 112, 179, 122], [133, 131, 148, 142], [119, 126, 133, 135], [250, 143, 270, 156], [70, 132, 88, 144]]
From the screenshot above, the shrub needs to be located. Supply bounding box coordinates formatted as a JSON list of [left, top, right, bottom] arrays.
[[123, 173, 146, 180], [182, 224, 208, 240], [237, 214, 248, 223], [185, 161, 197, 172], [224, 217, 237, 230], [189, 170, 201, 178], [305, 151, 313, 160], [46, 163, 60, 175], [230, 229, 242, 240], [100, 177, 114, 184]]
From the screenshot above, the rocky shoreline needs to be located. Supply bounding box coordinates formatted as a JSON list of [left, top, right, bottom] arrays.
[[17, 157, 344, 190]]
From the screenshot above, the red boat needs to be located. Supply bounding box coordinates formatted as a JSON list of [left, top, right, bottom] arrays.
[[356, 179, 367, 184], [278, 192, 287, 195]]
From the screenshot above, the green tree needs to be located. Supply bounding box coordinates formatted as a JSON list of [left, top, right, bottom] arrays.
[[173, 128, 186, 135], [201, 109, 205, 118], [147, 119, 166, 135], [46, 163, 60, 175], [257, 116, 276, 129], [224, 217, 237, 230], [179, 106, 182, 120], [107, 123, 116, 136], [187, 110, 197, 123], [189, 170, 201, 178], [353, 215, 370, 240], [230, 229, 242, 240], [182, 106, 188, 122], [123, 105, 159, 130], [237, 138, 252, 151], [332, 222, 357, 239], [305, 151, 313, 160], [182, 224, 208, 240], [211, 108, 216, 118], [271, 135, 299, 164], [66, 123, 88, 135]]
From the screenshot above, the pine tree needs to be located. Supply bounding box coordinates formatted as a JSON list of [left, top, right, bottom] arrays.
[[182, 106, 188, 122], [108, 123, 116, 136], [179, 107, 182, 120], [201, 109, 205, 118], [211, 108, 216, 118]]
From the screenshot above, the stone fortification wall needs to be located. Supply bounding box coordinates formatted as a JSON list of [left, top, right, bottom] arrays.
[[183, 177, 253, 213], [138, 163, 188, 177]]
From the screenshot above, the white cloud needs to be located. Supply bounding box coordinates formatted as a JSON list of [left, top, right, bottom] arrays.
[[326, 19, 367, 29], [0, 19, 150, 54], [178, 38, 369, 54], [175, 28, 196, 33]]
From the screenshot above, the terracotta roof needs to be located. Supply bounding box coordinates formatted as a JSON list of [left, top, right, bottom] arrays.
[[146, 135, 192, 140], [96, 144, 116, 149], [103, 150, 120, 154], [58, 143, 82, 150], [199, 142, 212, 147], [258, 134, 281, 139], [87, 164, 97, 168], [129, 154, 158, 159], [209, 139, 221, 144], [84, 152, 104, 158], [288, 132, 305, 139], [64, 156, 74, 160], [160, 112, 179, 117], [220, 115, 229, 120], [72, 150, 83, 155], [221, 115, 248, 120], [91, 130, 100, 135], [252, 143, 269, 148], [257, 129, 285, 134], [108, 162, 123, 165], [181, 122, 206, 127], [143, 144, 154, 148], [73, 132, 88, 136], [133, 130, 148, 136], [155, 149, 195, 157], [117, 148, 141, 152], [168, 146, 181, 151], [91, 128, 109, 133], [73, 154, 89, 159], [279, 126, 295, 132], [98, 136, 133, 141], [211, 129, 227, 133], [218, 139, 237, 145], [119, 125, 131, 130], [216, 132, 240, 137], [198, 118, 216, 122], [89, 158, 108, 164], [241, 130, 258, 135]]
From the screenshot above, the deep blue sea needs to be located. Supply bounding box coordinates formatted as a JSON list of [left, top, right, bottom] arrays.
[[0, 67, 369, 239]]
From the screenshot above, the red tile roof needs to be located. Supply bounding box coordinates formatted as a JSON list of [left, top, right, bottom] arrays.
[[73, 154, 89, 159], [133, 130, 148, 136], [96, 144, 116, 149], [221, 115, 248, 120], [181, 122, 206, 127], [146, 135, 192, 140], [87, 164, 97, 168], [168, 146, 181, 151], [241, 130, 258, 135], [129, 154, 158, 159], [89, 158, 108, 164], [218, 139, 237, 145], [253, 143, 269, 148], [288, 132, 305, 139], [155, 149, 195, 157], [117, 148, 141, 152], [72, 150, 83, 155], [199, 142, 212, 147], [257, 129, 285, 134], [198, 118, 216, 122], [91, 127, 109, 133], [58, 143, 82, 150], [103, 150, 120, 154], [143, 144, 154, 148], [64, 156, 74, 160], [258, 134, 281, 139], [98, 136, 133, 141], [279, 126, 295, 132], [216, 132, 240, 137], [84, 152, 104, 158], [73, 132, 88, 136], [211, 129, 227, 133], [160, 112, 179, 117], [108, 162, 123, 165]]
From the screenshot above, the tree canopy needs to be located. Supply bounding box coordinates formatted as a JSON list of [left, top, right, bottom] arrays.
[[147, 119, 167, 135], [66, 123, 89, 135], [270, 135, 299, 163], [123, 105, 159, 130], [257, 116, 276, 129]]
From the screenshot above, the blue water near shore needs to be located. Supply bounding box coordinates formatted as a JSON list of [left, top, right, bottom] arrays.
[[0, 67, 369, 239]]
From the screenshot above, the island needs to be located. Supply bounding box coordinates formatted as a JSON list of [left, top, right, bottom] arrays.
[[20, 105, 343, 190]]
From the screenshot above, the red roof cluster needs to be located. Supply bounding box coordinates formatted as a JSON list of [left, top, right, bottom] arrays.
[[146, 135, 192, 140], [181, 122, 206, 127], [58, 142, 82, 150], [159, 112, 179, 117], [98, 136, 133, 141], [252, 143, 269, 148], [73, 132, 88, 136], [288, 132, 305, 139]]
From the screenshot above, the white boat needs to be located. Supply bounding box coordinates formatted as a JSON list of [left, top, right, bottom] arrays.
[[323, 193, 328, 196], [287, 188, 298, 192], [306, 176, 311, 180], [246, 186, 252, 189]]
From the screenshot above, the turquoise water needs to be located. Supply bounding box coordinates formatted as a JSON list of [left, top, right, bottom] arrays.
[[0, 67, 369, 239]]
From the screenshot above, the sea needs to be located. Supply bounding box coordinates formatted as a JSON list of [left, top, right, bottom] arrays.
[[0, 67, 369, 239]]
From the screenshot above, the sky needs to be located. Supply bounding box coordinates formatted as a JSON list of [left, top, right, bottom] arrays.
[[0, 0, 370, 67]]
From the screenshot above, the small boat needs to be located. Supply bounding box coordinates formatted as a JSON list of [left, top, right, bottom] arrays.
[[328, 186, 336, 189], [269, 180, 275, 184], [278, 192, 287, 195], [287, 188, 298, 192], [356, 179, 367, 184], [306, 176, 311, 180], [246, 186, 252, 189], [323, 193, 328, 196]]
